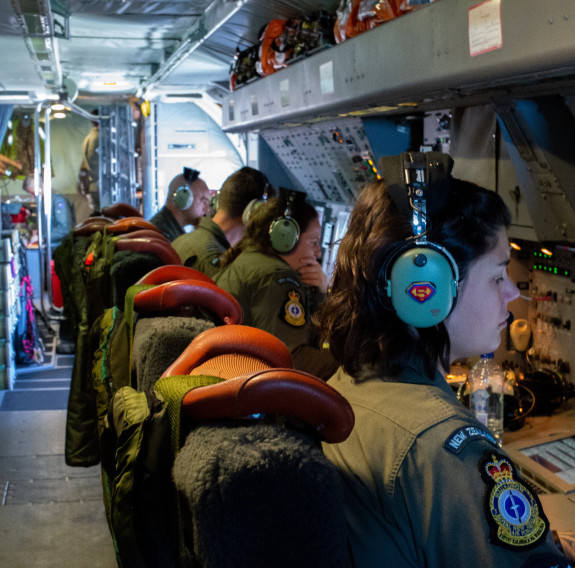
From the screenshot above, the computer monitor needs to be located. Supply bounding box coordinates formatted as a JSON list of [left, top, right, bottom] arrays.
[[505, 432, 575, 495]]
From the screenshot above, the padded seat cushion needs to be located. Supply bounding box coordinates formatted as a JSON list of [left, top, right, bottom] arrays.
[[133, 280, 242, 323], [161, 325, 293, 377], [181, 368, 355, 444], [173, 422, 348, 568], [132, 316, 215, 392], [107, 217, 159, 234], [137, 265, 215, 286], [117, 229, 170, 243], [115, 237, 182, 266], [101, 203, 142, 219]]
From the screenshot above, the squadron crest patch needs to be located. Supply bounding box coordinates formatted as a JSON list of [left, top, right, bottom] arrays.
[[479, 451, 549, 550], [282, 290, 305, 327]]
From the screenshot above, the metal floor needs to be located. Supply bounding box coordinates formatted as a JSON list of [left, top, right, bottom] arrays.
[[0, 319, 117, 568]]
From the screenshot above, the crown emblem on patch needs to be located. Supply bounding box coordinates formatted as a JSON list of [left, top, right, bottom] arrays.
[[485, 455, 514, 484], [288, 290, 300, 302]]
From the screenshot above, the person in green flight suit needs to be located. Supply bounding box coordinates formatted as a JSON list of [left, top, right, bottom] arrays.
[[214, 191, 337, 380], [148, 167, 211, 242], [315, 152, 572, 567], [172, 166, 271, 278]]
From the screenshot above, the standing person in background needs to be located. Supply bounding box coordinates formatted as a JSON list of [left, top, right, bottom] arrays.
[[80, 110, 100, 211], [23, 174, 75, 247], [215, 191, 337, 380], [148, 167, 210, 242], [315, 152, 571, 567], [172, 166, 272, 278]]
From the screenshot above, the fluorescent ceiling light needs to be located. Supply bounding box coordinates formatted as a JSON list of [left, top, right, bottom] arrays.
[[0, 91, 34, 102]]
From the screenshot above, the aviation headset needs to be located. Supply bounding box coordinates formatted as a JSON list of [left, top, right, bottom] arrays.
[[377, 152, 459, 328], [240, 175, 273, 226], [269, 190, 301, 254], [172, 167, 200, 210]]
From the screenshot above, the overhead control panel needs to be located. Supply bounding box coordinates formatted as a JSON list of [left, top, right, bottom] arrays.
[[261, 118, 383, 205]]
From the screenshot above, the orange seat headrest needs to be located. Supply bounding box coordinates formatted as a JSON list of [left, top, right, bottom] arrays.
[[72, 216, 113, 236], [161, 325, 292, 378], [181, 368, 355, 444], [107, 217, 160, 234], [116, 229, 170, 244], [115, 237, 182, 266], [136, 265, 215, 286], [134, 280, 242, 324], [101, 203, 143, 219]]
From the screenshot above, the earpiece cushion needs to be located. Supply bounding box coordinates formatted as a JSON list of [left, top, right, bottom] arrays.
[[173, 186, 194, 210], [269, 216, 300, 254]]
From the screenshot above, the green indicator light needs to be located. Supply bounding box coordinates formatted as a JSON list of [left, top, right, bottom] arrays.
[[554, 267, 558, 274]]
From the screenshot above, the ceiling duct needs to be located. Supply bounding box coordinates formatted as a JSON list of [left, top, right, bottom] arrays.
[[10, 0, 62, 94]]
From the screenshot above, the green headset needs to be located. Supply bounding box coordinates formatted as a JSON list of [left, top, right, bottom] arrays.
[[378, 152, 459, 328], [269, 190, 301, 254], [172, 167, 200, 210], [241, 181, 272, 226]]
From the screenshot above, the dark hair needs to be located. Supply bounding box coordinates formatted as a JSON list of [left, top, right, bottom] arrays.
[[218, 167, 271, 218], [220, 197, 318, 266], [315, 178, 511, 380]]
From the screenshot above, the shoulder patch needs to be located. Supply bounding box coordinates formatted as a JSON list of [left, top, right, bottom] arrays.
[[443, 425, 498, 454], [281, 289, 305, 327], [479, 450, 549, 551], [277, 276, 301, 288]]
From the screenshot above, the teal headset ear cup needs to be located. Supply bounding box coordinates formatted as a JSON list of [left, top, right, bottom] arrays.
[[269, 216, 300, 253], [385, 244, 458, 328], [173, 185, 194, 210]]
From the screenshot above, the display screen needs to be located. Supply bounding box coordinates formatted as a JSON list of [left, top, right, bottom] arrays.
[[521, 435, 575, 484]]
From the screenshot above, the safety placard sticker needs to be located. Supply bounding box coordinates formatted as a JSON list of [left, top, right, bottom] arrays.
[[469, 0, 502, 57]]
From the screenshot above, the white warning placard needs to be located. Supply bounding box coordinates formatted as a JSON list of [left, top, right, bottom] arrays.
[[468, 0, 503, 57]]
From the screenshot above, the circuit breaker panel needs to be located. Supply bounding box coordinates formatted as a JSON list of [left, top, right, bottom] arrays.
[[261, 118, 380, 206]]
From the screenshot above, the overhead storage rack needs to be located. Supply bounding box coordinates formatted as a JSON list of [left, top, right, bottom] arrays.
[[222, 0, 575, 133]]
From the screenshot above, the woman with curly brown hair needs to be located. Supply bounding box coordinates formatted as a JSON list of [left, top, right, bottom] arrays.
[[316, 153, 569, 567]]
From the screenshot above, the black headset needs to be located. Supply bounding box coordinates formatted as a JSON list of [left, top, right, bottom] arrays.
[[377, 152, 459, 328], [269, 190, 300, 254], [172, 167, 200, 211]]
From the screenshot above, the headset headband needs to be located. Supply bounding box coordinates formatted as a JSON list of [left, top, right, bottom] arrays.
[[402, 152, 429, 239], [380, 152, 454, 220], [183, 167, 200, 185]]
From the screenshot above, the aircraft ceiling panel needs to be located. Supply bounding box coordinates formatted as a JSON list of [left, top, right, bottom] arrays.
[[261, 117, 380, 206]]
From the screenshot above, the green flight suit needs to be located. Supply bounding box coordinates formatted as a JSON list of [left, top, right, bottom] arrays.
[[214, 247, 337, 379], [148, 206, 184, 242], [172, 217, 229, 278], [323, 362, 568, 568]]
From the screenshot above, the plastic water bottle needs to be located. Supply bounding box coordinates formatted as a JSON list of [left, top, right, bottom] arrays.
[[468, 353, 505, 445]]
